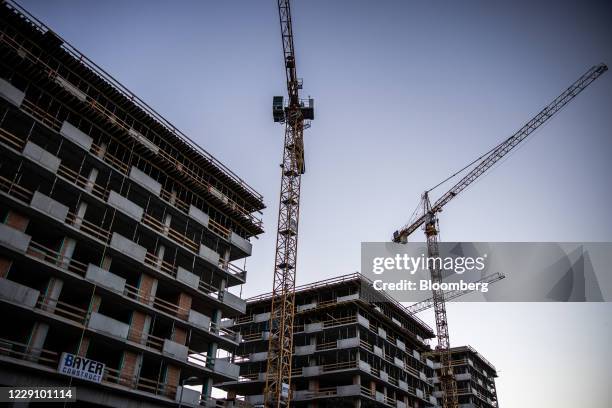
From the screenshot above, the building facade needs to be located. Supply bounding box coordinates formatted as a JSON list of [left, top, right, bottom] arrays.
[[0, 1, 264, 406], [217, 273, 439, 408], [429, 346, 499, 408]]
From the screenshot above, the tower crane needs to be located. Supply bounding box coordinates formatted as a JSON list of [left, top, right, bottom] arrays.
[[392, 63, 607, 408], [265, 1, 314, 407], [406, 272, 505, 315]]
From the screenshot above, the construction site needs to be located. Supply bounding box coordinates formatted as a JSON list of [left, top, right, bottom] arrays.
[[0, 1, 610, 408]]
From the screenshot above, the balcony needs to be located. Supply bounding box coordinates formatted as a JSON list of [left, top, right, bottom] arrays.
[[87, 312, 129, 340], [0, 277, 39, 308], [0, 77, 25, 107], [0, 222, 31, 253], [16, 238, 240, 343], [0, 336, 178, 400], [0, 124, 258, 267]]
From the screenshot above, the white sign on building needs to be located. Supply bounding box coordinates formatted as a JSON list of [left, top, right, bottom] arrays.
[[57, 352, 105, 383]]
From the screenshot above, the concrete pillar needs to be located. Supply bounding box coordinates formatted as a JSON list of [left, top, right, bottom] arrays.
[[86, 168, 99, 192], [163, 213, 172, 235], [4, 210, 29, 231], [169, 189, 177, 205], [203, 376, 214, 400], [202, 299, 222, 397], [206, 341, 218, 370], [96, 142, 107, 159], [41, 277, 64, 312], [73, 201, 88, 228], [215, 278, 226, 327], [308, 333, 318, 397], [138, 274, 158, 305], [156, 244, 166, 268], [58, 237, 77, 269], [26, 321, 49, 361]]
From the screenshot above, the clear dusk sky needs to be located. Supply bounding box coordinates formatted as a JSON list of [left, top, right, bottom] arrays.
[[18, 0, 612, 406]]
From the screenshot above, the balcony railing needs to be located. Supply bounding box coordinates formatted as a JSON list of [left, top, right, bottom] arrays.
[[35, 294, 88, 324], [0, 332, 196, 401], [65, 211, 111, 243], [0, 174, 33, 203], [20, 239, 238, 342], [57, 163, 108, 201], [0, 125, 252, 272], [0, 337, 59, 368]]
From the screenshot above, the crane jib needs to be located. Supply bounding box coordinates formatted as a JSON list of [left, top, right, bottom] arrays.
[[393, 63, 607, 243]]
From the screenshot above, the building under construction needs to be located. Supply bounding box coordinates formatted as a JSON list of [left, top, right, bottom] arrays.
[[218, 273, 437, 408], [429, 346, 498, 408], [217, 274, 500, 408], [0, 1, 264, 406]]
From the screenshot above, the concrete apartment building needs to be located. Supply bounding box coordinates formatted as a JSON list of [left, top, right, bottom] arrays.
[[217, 273, 440, 408], [0, 1, 264, 406], [429, 346, 499, 408]]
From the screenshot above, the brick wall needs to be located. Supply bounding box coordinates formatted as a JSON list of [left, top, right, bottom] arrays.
[[4, 210, 29, 231], [0, 256, 11, 278], [120, 350, 140, 386], [176, 292, 192, 320], [128, 310, 148, 343], [165, 364, 181, 397], [172, 325, 188, 345], [139, 274, 157, 304]]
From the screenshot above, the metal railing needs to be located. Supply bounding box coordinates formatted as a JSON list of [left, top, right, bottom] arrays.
[[3, 0, 263, 203], [0, 123, 254, 262]]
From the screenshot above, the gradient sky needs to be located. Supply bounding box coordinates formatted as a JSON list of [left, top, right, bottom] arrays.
[[18, 0, 612, 406]]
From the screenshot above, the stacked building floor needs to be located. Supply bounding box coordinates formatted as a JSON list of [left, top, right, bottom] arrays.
[[0, 2, 500, 408], [0, 1, 264, 406]]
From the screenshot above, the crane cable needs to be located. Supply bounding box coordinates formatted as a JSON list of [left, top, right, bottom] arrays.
[[426, 141, 500, 194]]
